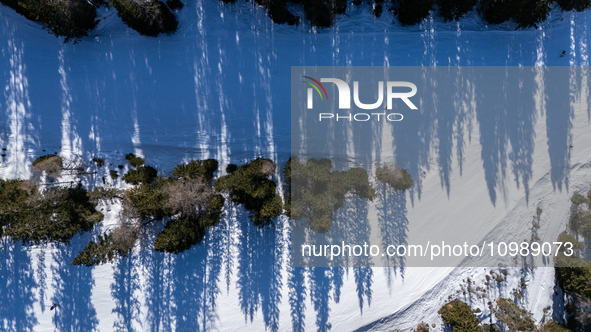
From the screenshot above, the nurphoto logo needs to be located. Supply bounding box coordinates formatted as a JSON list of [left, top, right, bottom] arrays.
[[303, 76, 418, 122]]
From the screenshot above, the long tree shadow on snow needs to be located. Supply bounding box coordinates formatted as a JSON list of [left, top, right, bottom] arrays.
[[377, 184, 408, 286], [140, 227, 174, 332], [51, 239, 99, 331], [236, 204, 286, 332], [287, 264, 307, 332], [111, 251, 142, 332], [171, 205, 226, 332], [0, 239, 38, 332], [545, 67, 574, 192]]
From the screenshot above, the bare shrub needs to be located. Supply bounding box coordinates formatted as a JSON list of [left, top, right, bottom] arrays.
[[379, 162, 404, 181], [261, 159, 276, 176], [32, 155, 63, 179], [111, 224, 138, 252], [376, 163, 413, 191], [19, 180, 39, 200], [120, 194, 141, 223], [163, 177, 213, 217], [414, 322, 429, 332]]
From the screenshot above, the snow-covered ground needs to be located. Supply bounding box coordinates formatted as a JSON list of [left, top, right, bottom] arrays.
[[1, 1, 591, 331]]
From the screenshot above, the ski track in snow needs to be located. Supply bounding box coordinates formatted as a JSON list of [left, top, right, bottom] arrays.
[[1, 1, 591, 331]]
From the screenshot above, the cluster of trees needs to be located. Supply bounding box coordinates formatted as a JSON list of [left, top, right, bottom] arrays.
[[0, 154, 103, 245], [438, 297, 570, 331], [0, 153, 413, 266], [221, 0, 347, 27], [221, 0, 591, 29], [551, 186, 591, 330], [0, 179, 103, 244], [286, 156, 377, 233], [5, 0, 589, 40], [0, 0, 180, 41], [0, 0, 97, 42], [215, 158, 283, 225], [74, 157, 287, 262], [109, 0, 178, 37]]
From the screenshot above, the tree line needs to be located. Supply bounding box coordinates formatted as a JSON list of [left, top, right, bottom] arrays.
[[2, 0, 589, 42], [230, 0, 588, 28]]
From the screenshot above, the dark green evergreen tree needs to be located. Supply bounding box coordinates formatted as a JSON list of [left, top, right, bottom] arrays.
[[493, 298, 536, 332], [122, 166, 158, 185], [438, 299, 481, 332], [0, 0, 97, 42], [2, 183, 103, 245], [396, 0, 435, 26], [153, 195, 224, 253], [437, 0, 476, 21], [479, 0, 550, 28], [109, 0, 178, 36], [215, 158, 283, 226], [557, 0, 591, 12]]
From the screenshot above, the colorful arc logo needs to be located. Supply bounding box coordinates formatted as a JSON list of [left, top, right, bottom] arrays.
[[303, 76, 328, 100]]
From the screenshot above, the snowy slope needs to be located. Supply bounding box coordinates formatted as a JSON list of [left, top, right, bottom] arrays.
[[1, 1, 591, 331]]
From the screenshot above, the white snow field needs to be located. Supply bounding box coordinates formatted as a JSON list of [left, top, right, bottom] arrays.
[[1, 0, 591, 331]]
